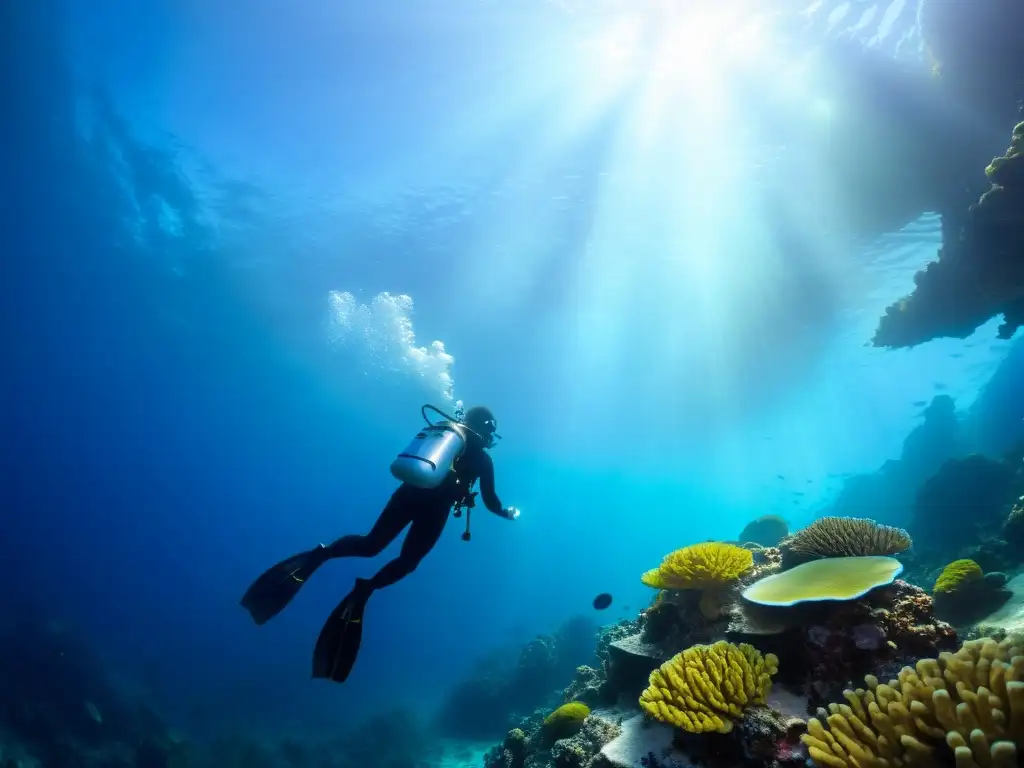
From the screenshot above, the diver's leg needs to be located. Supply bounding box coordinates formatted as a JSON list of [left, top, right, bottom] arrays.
[[326, 492, 414, 559], [365, 506, 449, 590]]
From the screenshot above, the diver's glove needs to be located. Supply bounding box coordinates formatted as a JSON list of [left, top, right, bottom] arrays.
[[503, 506, 521, 520]]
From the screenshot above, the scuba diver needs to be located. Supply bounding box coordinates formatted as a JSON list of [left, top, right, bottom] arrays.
[[240, 404, 520, 683]]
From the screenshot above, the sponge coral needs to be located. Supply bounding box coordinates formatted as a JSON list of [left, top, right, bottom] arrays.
[[742, 556, 904, 607], [783, 517, 912, 561], [934, 558, 983, 594], [802, 636, 1024, 768], [639, 641, 778, 734]]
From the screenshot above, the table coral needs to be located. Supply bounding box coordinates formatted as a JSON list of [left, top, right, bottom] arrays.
[[742, 556, 904, 607]]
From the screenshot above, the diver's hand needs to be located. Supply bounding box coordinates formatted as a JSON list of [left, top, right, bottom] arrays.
[[503, 506, 521, 520]]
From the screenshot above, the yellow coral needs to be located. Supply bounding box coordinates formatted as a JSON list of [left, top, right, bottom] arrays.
[[639, 641, 778, 734], [641, 542, 753, 591], [934, 558, 983, 594], [802, 636, 1024, 768]]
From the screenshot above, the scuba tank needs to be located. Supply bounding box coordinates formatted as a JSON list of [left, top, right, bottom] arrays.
[[389, 404, 468, 489]]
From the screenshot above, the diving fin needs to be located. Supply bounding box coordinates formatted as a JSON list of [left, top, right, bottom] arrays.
[[240, 544, 329, 625], [312, 578, 373, 683]]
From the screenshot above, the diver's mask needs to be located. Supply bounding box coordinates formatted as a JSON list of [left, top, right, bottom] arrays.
[[480, 418, 501, 449]]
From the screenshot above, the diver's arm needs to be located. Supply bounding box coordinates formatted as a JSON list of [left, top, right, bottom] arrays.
[[479, 454, 516, 519]]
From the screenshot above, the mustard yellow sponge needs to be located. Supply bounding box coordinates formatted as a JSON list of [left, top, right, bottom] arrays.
[[641, 542, 753, 591], [741, 556, 903, 607], [934, 558, 983, 594], [543, 701, 590, 740], [639, 641, 778, 733], [802, 636, 1024, 768]]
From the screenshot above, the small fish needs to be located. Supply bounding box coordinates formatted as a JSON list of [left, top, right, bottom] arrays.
[[792, 491, 805, 496], [592, 593, 613, 610], [934, 383, 947, 391], [776, 474, 786, 480], [912, 400, 926, 407]]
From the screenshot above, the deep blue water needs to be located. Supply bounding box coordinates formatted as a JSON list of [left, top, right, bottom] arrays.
[[3, 0, 1022, 752]]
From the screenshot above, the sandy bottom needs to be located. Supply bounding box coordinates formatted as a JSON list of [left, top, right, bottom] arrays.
[[433, 738, 494, 768]]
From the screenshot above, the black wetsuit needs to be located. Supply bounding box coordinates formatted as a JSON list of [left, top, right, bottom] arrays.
[[324, 438, 506, 590]]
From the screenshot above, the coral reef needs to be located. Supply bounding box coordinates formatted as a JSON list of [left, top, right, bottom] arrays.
[[873, 119, 1024, 347], [543, 703, 591, 741], [484, 712, 622, 768], [780, 517, 911, 567], [671, 705, 808, 768], [639, 641, 778, 733], [641, 543, 754, 621], [1001, 495, 1024, 549], [802, 635, 1024, 768], [934, 558, 984, 594], [742, 557, 904, 607], [909, 454, 1020, 556], [483, 728, 529, 768], [549, 715, 622, 768], [437, 616, 600, 739], [932, 559, 1012, 626], [741, 580, 957, 707], [738, 515, 789, 548]]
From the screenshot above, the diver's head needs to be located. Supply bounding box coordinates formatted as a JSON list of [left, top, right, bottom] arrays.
[[462, 405, 499, 448]]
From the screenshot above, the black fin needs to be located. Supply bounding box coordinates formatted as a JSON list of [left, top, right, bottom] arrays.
[[312, 580, 372, 683], [240, 545, 327, 625]]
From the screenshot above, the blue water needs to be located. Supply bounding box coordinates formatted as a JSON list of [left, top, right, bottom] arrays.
[[2, 0, 1021, 757]]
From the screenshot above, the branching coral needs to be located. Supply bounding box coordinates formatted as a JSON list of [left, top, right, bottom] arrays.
[[639, 641, 778, 734], [802, 636, 1024, 768], [641, 542, 754, 620], [783, 518, 912, 561]]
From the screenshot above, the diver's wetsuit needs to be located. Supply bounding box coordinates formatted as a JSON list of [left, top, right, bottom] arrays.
[[324, 437, 506, 589], [240, 415, 512, 682]]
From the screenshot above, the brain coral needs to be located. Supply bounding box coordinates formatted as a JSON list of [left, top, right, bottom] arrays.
[[640, 641, 778, 734], [803, 636, 1024, 768], [784, 517, 912, 560], [641, 542, 753, 591], [741, 556, 903, 607], [933, 558, 983, 594]]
